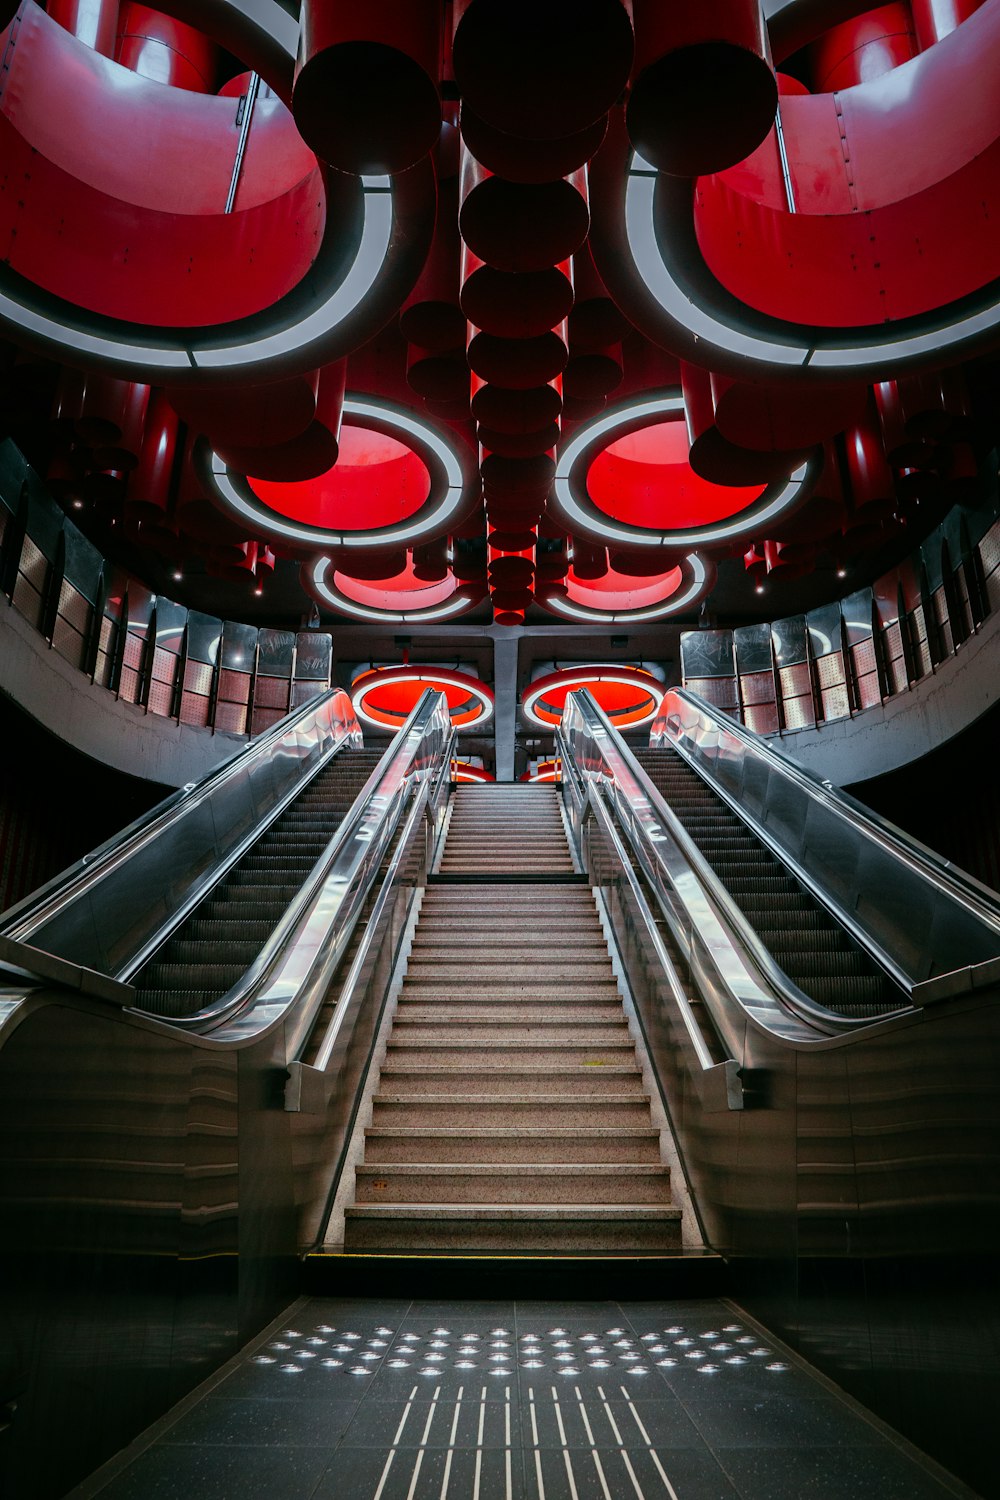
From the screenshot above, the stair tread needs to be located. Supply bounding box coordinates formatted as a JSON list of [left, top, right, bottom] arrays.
[[345, 1203, 682, 1219]]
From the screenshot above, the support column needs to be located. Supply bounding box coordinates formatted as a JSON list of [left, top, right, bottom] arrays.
[[491, 627, 520, 781]]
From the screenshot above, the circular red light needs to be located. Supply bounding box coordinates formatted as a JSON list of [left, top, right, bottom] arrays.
[[248, 426, 431, 530], [587, 420, 765, 529]]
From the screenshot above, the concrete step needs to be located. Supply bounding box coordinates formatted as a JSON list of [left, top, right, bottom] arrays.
[[408, 938, 609, 954], [377, 1066, 646, 1096], [370, 1094, 654, 1127], [343, 1203, 683, 1253], [353, 1162, 672, 1204], [395, 978, 617, 1002], [384, 1043, 637, 1068], [389, 1021, 633, 1044], [363, 1127, 663, 1163], [394, 1003, 627, 1022], [402, 961, 614, 981]]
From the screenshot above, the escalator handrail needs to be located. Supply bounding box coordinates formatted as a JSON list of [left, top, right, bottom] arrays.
[[559, 690, 908, 1038], [653, 688, 1000, 983], [156, 688, 454, 1036], [0, 688, 362, 971]]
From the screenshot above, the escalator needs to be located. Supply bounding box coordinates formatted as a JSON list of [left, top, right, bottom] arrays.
[[633, 747, 901, 1018], [134, 748, 382, 1016]]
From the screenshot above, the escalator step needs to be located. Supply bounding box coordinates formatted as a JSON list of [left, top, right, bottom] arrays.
[[186, 918, 277, 941], [139, 962, 248, 988]]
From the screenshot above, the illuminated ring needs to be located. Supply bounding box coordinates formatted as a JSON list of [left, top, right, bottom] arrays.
[[352, 666, 494, 732], [306, 557, 485, 624], [452, 760, 495, 782], [551, 392, 818, 550], [0, 0, 424, 385], [522, 665, 664, 731], [522, 760, 561, 783], [536, 553, 715, 624], [617, 137, 1000, 383], [199, 396, 478, 550]]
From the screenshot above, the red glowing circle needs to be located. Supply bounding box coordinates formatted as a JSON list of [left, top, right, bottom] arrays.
[[586, 420, 765, 529], [352, 666, 494, 730], [523, 666, 663, 729], [248, 426, 431, 530], [565, 562, 684, 611]]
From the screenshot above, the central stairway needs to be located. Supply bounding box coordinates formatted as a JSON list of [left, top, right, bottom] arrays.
[[342, 782, 682, 1254]]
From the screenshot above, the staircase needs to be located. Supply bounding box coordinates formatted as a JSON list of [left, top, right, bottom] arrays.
[[634, 746, 902, 1019], [342, 782, 682, 1254]]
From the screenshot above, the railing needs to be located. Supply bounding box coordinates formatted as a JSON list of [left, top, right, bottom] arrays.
[[652, 688, 1000, 991], [197, 687, 453, 1039], [0, 687, 363, 982]]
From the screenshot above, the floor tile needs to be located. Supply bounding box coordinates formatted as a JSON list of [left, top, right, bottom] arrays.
[[96, 1444, 334, 1500]]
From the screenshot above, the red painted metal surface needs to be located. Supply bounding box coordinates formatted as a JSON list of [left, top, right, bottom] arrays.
[[115, 4, 218, 92], [293, 0, 440, 174], [48, 0, 119, 56], [810, 3, 916, 91], [910, 0, 985, 48], [587, 418, 765, 530], [167, 373, 319, 449], [248, 426, 431, 532], [627, 0, 776, 175], [694, 7, 1000, 329], [0, 7, 323, 326]]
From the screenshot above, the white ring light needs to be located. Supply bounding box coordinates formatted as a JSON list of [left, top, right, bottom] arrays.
[[306, 556, 484, 623], [522, 666, 664, 731], [551, 392, 815, 550], [351, 666, 494, 732], [538, 552, 715, 623], [201, 395, 474, 551], [625, 149, 1000, 378]]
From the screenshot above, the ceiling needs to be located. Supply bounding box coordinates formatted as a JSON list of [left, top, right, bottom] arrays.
[[2, 0, 999, 774]]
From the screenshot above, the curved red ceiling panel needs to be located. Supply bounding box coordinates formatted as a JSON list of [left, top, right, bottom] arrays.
[[0, 7, 323, 326], [247, 427, 431, 530]]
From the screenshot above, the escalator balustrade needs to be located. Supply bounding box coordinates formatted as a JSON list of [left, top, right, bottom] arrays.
[[634, 747, 902, 1019], [133, 749, 383, 1016]]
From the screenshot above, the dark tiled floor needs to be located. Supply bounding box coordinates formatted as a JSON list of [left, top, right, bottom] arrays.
[[78, 1296, 973, 1500]]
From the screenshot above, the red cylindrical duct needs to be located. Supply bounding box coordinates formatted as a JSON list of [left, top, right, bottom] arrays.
[[461, 250, 575, 340], [873, 382, 935, 468], [115, 4, 218, 92], [494, 609, 525, 626], [293, 0, 441, 174], [471, 377, 562, 434], [810, 4, 916, 92], [468, 325, 569, 389], [407, 346, 469, 401], [608, 546, 680, 577], [176, 433, 235, 543], [126, 392, 178, 523], [486, 500, 545, 533], [488, 528, 541, 552], [256, 544, 276, 578], [568, 246, 632, 353], [48, 0, 119, 56], [845, 411, 902, 519], [75, 375, 148, 449], [911, 0, 985, 48], [570, 538, 609, 580], [682, 363, 810, 485], [743, 542, 767, 581], [168, 374, 319, 449], [536, 548, 569, 581], [460, 153, 590, 274], [452, 0, 633, 141], [616, 340, 682, 400], [459, 106, 608, 184], [489, 554, 535, 585], [895, 369, 974, 441], [561, 394, 608, 426], [400, 178, 465, 353], [626, 0, 777, 176], [215, 540, 259, 582], [481, 452, 555, 499], [770, 442, 846, 543], [478, 422, 562, 459], [711, 375, 866, 452], [92, 383, 151, 471], [491, 586, 535, 611], [412, 540, 451, 582], [563, 344, 623, 401], [227, 360, 345, 483], [764, 538, 813, 578], [334, 549, 408, 581]]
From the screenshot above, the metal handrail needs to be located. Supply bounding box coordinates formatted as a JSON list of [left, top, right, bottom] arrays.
[[0, 688, 363, 978], [558, 690, 902, 1044], [171, 688, 454, 1038], [653, 689, 1000, 985]]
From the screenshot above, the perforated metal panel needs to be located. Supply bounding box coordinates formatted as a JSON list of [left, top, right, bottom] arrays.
[[179, 690, 211, 728], [254, 676, 290, 711], [744, 702, 779, 735], [739, 669, 775, 707], [213, 700, 248, 735], [684, 675, 739, 711]]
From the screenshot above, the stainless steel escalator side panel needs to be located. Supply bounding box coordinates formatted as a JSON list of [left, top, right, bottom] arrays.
[[559, 691, 850, 1043], [177, 688, 454, 1041], [0, 688, 364, 980], [651, 688, 1000, 984]]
